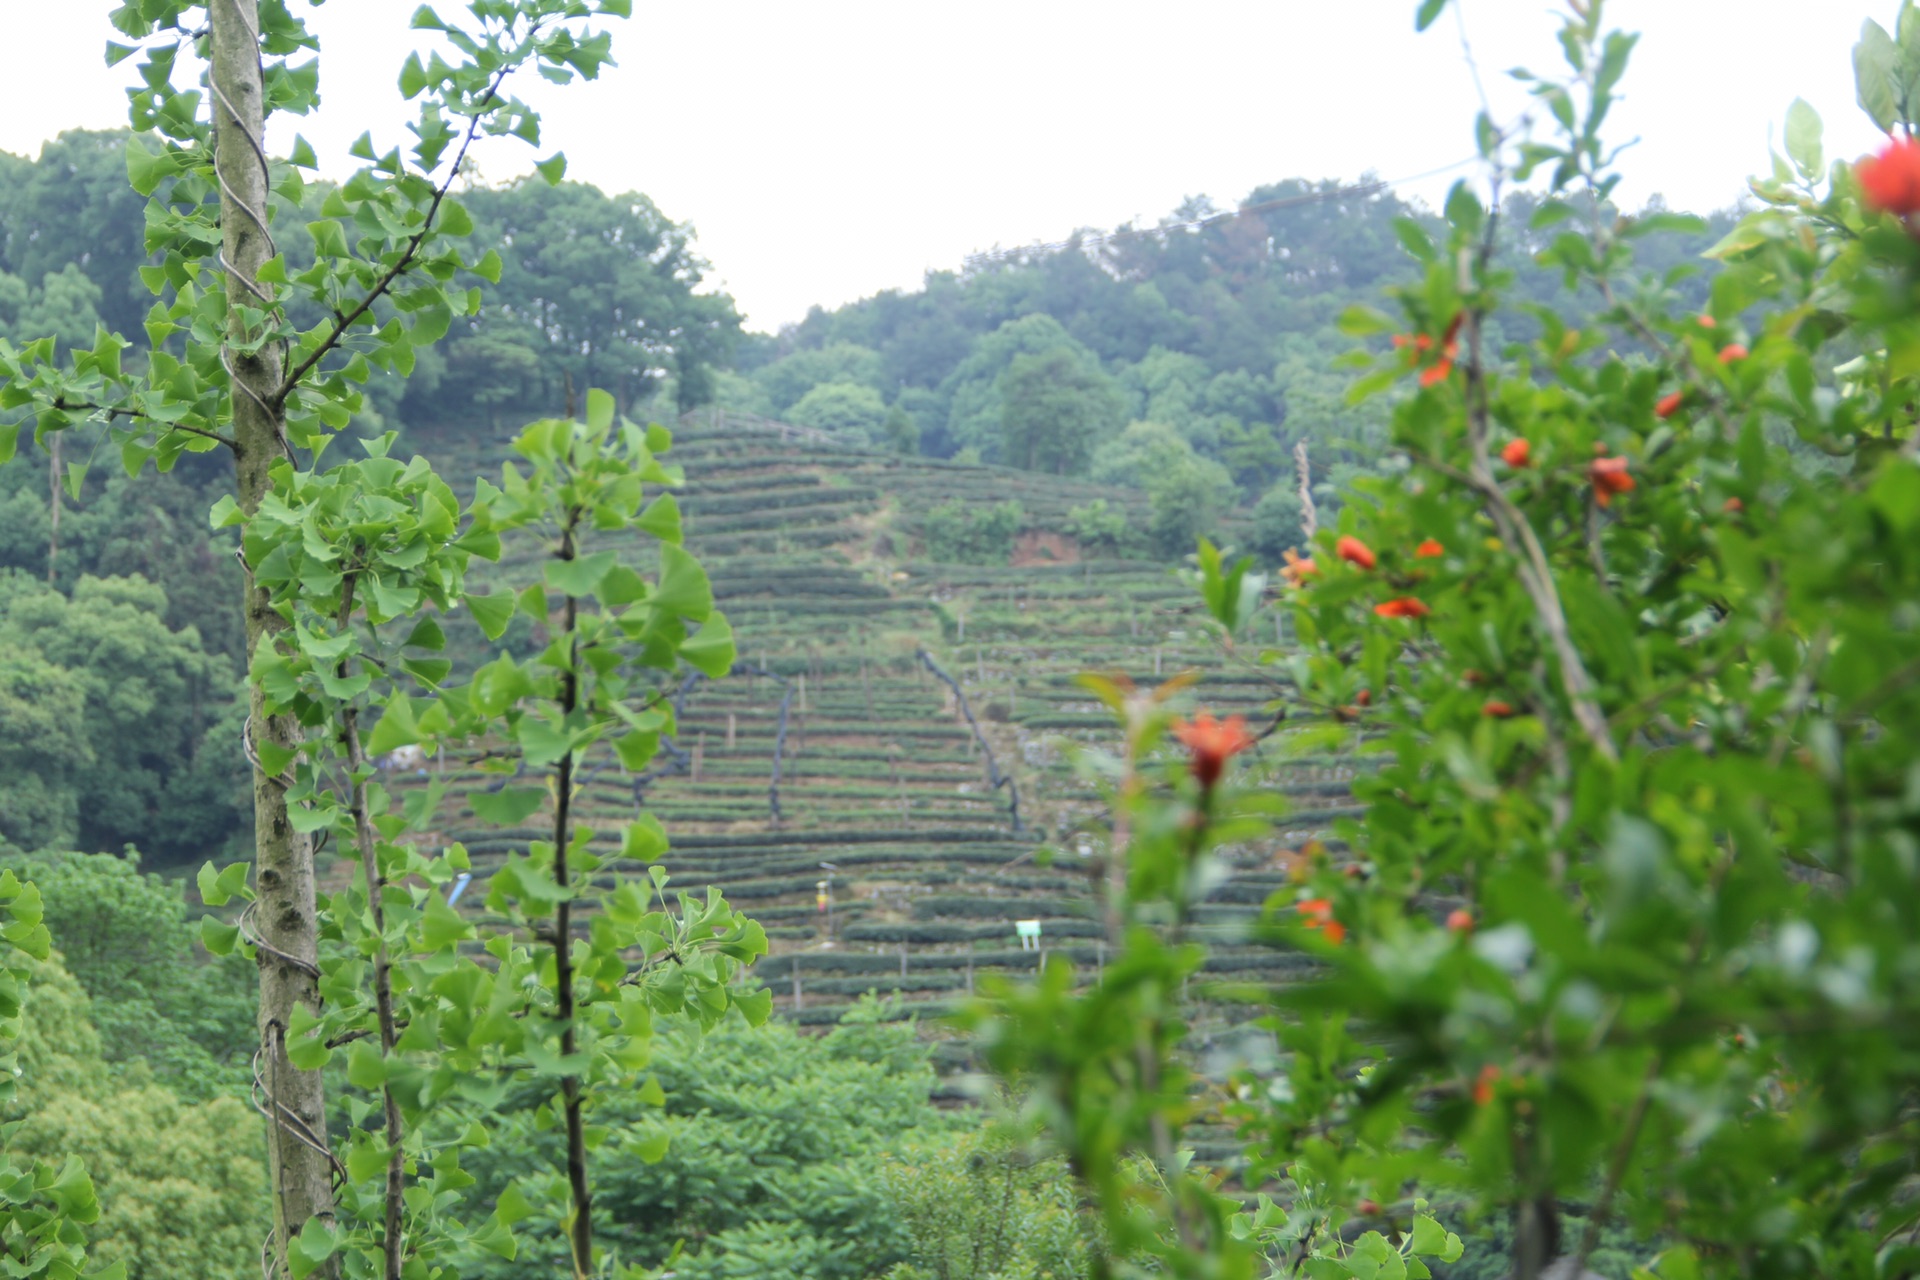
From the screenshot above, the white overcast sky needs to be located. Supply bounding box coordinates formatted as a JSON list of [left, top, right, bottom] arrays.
[[0, 1, 1889, 330]]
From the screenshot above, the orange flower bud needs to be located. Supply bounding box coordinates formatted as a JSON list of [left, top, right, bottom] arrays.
[[1589, 456, 1635, 507], [1718, 343, 1749, 364], [1281, 548, 1318, 587], [1298, 897, 1346, 944], [1482, 700, 1515, 718], [1500, 438, 1531, 468], [1697, 314, 1717, 329], [1336, 535, 1376, 569], [1414, 538, 1445, 558], [1723, 496, 1744, 513], [1446, 908, 1475, 934], [1474, 1064, 1502, 1106], [1655, 391, 1684, 419], [1357, 1199, 1383, 1217], [1373, 597, 1431, 619], [1858, 135, 1920, 216]]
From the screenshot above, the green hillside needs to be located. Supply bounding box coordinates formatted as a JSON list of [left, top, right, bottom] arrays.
[[405, 409, 1352, 1058]]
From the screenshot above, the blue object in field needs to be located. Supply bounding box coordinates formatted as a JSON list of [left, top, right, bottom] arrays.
[[447, 872, 473, 907]]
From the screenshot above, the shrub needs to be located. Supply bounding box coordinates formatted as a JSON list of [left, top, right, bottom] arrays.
[[788, 380, 890, 442], [884, 404, 922, 455], [1063, 499, 1143, 558], [877, 1129, 1095, 1280], [456, 1002, 940, 1280], [1145, 462, 1232, 557], [921, 500, 1023, 565], [1247, 481, 1306, 563]]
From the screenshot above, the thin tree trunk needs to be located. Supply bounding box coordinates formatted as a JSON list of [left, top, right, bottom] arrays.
[[46, 432, 59, 586], [1294, 439, 1317, 543], [211, 2, 338, 1272], [339, 576, 405, 1280], [552, 514, 593, 1276]]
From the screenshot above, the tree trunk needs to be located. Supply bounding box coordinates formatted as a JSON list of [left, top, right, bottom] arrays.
[[552, 517, 594, 1276], [46, 431, 60, 586], [211, 2, 338, 1273]]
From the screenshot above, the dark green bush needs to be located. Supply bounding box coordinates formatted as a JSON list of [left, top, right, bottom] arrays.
[[920, 500, 1023, 566]]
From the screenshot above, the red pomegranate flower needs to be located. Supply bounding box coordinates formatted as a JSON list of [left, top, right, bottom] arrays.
[[1397, 314, 1463, 387], [1859, 135, 1920, 216], [1589, 456, 1635, 507], [1281, 548, 1318, 587], [1482, 700, 1515, 718], [1473, 1064, 1502, 1106], [1414, 538, 1445, 558], [1697, 314, 1717, 329], [1172, 711, 1255, 790], [1718, 343, 1749, 364], [1655, 391, 1684, 419], [1298, 897, 1346, 944], [1446, 908, 1475, 934], [1335, 536, 1376, 570], [1500, 438, 1531, 468], [1374, 597, 1431, 620]]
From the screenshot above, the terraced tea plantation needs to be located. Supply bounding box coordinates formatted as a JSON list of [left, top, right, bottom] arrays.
[[415, 410, 1365, 1099]]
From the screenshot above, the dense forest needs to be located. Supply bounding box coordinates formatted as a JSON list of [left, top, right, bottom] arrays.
[[719, 183, 1730, 545]]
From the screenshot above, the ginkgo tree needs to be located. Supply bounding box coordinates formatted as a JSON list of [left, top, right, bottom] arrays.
[[195, 395, 761, 1279], [0, 2, 767, 1277]]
